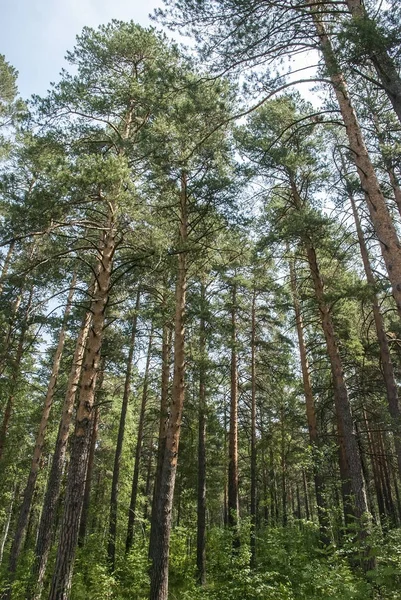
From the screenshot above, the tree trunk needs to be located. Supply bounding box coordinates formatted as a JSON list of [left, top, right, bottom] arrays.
[[48, 223, 115, 600], [126, 325, 154, 553], [364, 410, 385, 525], [306, 242, 370, 537], [228, 282, 240, 534], [355, 420, 373, 513], [310, 3, 401, 320], [344, 0, 401, 124], [302, 470, 311, 521], [0, 482, 17, 566], [250, 287, 257, 565], [349, 193, 401, 480], [149, 326, 171, 532], [78, 401, 101, 545], [261, 442, 269, 525], [78, 356, 105, 544], [280, 406, 287, 527], [7, 275, 76, 585], [30, 294, 93, 600], [143, 436, 154, 522], [197, 281, 207, 584], [288, 255, 330, 543], [148, 319, 172, 561], [149, 172, 188, 600], [391, 458, 401, 523], [337, 427, 355, 526], [296, 483, 302, 520], [107, 290, 140, 570], [223, 399, 228, 527], [289, 171, 369, 533], [377, 429, 397, 526]]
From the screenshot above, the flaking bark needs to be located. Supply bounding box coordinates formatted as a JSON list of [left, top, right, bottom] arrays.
[[30, 292, 93, 600], [48, 222, 116, 600], [310, 2, 401, 320]]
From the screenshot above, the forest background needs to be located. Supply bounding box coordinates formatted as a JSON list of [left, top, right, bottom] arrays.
[[1, 1, 401, 600]]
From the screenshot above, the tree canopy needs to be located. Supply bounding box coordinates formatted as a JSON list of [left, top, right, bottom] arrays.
[[1, 6, 401, 600]]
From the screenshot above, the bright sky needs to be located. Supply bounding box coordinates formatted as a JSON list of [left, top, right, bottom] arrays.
[[2, 0, 163, 100], [2, 0, 322, 111]]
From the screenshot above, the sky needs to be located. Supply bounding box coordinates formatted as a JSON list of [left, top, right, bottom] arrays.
[[2, 0, 322, 114], [2, 0, 163, 100]]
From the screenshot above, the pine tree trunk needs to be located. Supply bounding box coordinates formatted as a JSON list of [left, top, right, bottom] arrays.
[[344, 0, 401, 124], [79, 357, 105, 544], [6, 275, 76, 589], [337, 427, 355, 526], [228, 283, 240, 533], [310, 4, 401, 319], [78, 401, 101, 545], [288, 255, 330, 543], [223, 401, 228, 527], [355, 421, 373, 513], [149, 172, 188, 600], [250, 288, 257, 565], [149, 320, 172, 561], [261, 441, 269, 525], [349, 193, 401, 480], [107, 290, 140, 569], [377, 430, 397, 526], [270, 448, 278, 526], [126, 325, 154, 552], [306, 243, 370, 534], [363, 410, 383, 524], [383, 433, 400, 526], [143, 436, 154, 522], [197, 281, 207, 585], [30, 295, 93, 600], [296, 483, 302, 520], [0, 482, 17, 566], [48, 223, 115, 600], [289, 170, 369, 533], [302, 470, 311, 521], [391, 460, 401, 523], [280, 406, 287, 527]]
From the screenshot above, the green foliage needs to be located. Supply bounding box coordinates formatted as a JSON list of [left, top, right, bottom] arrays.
[[72, 561, 118, 600], [3, 7, 401, 600], [8, 519, 401, 599], [116, 545, 150, 599], [338, 15, 396, 64], [0, 54, 24, 158], [164, 524, 401, 600], [0, 55, 18, 108], [72, 536, 150, 600], [366, 529, 401, 599]]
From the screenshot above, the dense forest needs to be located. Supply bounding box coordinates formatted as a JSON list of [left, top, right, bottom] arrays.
[[1, 0, 401, 598]]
